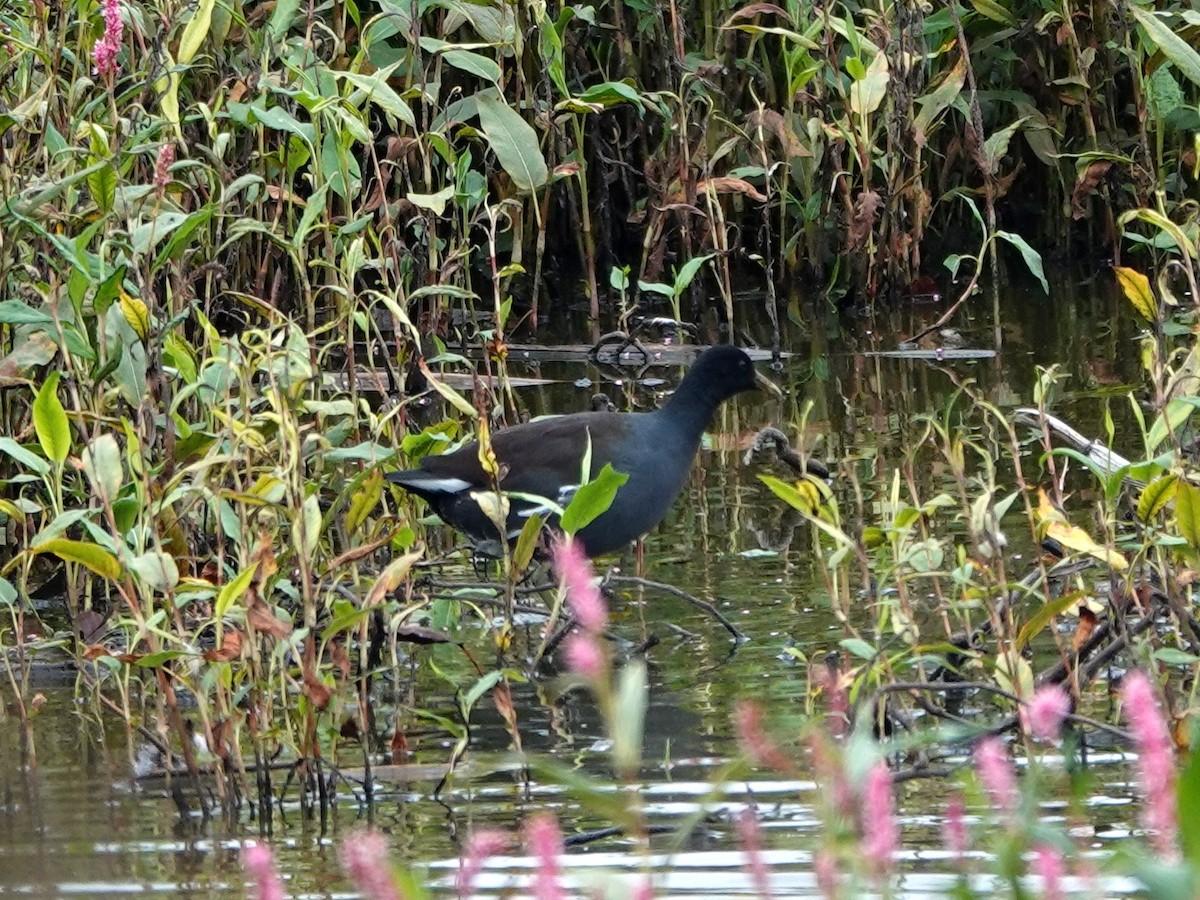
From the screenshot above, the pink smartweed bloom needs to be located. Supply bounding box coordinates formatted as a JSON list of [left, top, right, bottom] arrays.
[[552, 537, 606, 633], [1022, 684, 1071, 742], [734, 700, 793, 773], [91, 0, 123, 77], [1032, 844, 1065, 900], [154, 143, 175, 198], [339, 830, 400, 900], [1121, 670, 1179, 858], [242, 841, 285, 900], [814, 848, 839, 899], [974, 737, 1018, 816], [563, 632, 606, 680], [632, 876, 655, 899], [860, 761, 898, 877], [942, 793, 969, 860], [456, 829, 508, 898], [736, 808, 773, 898], [524, 812, 565, 900]]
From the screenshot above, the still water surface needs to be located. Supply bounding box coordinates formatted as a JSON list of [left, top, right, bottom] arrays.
[[0, 271, 1150, 897]]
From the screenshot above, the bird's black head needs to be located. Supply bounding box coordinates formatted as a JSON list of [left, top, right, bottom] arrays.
[[683, 345, 783, 402]]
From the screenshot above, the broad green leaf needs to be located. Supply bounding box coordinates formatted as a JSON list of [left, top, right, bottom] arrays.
[[1115, 266, 1157, 321], [849, 49, 889, 117], [462, 670, 503, 713], [269, 0, 303, 39], [1015, 590, 1086, 651], [840, 637, 878, 660], [475, 91, 549, 193], [1138, 474, 1178, 522], [1155, 647, 1200, 666], [995, 230, 1048, 293], [559, 462, 629, 535], [1130, 6, 1200, 89], [1178, 747, 1200, 872], [133, 649, 190, 668], [1176, 481, 1200, 548], [178, 0, 217, 64], [0, 437, 50, 475], [418, 360, 477, 418], [128, 551, 180, 592], [408, 187, 455, 215], [345, 471, 383, 535], [0, 300, 53, 326], [300, 493, 322, 558], [673, 253, 716, 296], [215, 565, 256, 619], [1147, 397, 1198, 454], [332, 64, 417, 129], [82, 433, 123, 502], [914, 58, 966, 142], [967, 0, 1017, 25], [1120, 208, 1198, 260], [32, 372, 70, 464], [512, 513, 544, 575], [441, 49, 501, 83], [33, 538, 121, 581]]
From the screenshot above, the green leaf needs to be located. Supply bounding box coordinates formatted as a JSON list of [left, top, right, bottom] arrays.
[[177, 0, 217, 64], [441, 49, 501, 83], [994, 230, 1048, 293], [268, 0, 303, 39], [967, 0, 1017, 25], [408, 186, 456, 215], [332, 63, 417, 130], [512, 513, 544, 574], [82, 434, 123, 503], [462, 670, 503, 713], [215, 565, 256, 620], [1154, 647, 1200, 666], [33, 538, 121, 581], [848, 49, 889, 117], [1015, 590, 1086, 651], [475, 91, 549, 193], [32, 372, 70, 464], [1130, 6, 1200, 89], [560, 462, 629, 535], [1178, 749, 1200, 875], [0, 437, 50, 475], [0, 300, 53, 326], [1177, 481, 1200, 548], [840, 637, 877, 660], [1138, 474, 1178, 522], [128, 551, 180, 593]]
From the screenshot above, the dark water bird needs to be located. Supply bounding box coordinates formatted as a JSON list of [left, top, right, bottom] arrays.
[[387, 344, 782, 557]]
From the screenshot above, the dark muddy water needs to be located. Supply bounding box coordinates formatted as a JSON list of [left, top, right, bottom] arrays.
[[0, 269, 1151, 897]]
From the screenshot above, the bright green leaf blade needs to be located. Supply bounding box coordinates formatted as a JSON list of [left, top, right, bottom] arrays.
[[476, 91, 549, 193], [560, 463, 629, 535], [33, 538, 122, 581], [1177, 481, 1200, 548], [32, 372, 70, 464], [1130, 6, 1200, 89], [995, 230, 1048, 293]]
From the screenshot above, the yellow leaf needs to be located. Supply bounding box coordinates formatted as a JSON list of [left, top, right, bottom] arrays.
[[1114, 266, 1157, 321], [1035, 488, 1127, 570], [120, 291, 151, 342]]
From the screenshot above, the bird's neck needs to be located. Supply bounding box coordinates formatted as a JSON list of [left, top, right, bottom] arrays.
[[658, 381, 721, 441]]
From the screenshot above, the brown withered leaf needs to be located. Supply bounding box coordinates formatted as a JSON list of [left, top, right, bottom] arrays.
[[246, 595, 293, 640], [391, 724, 409, 760], [697, 177, 768, 202], [330, 639, 351, 680], [1071, 160, 1113, 219], [1072, 606, 1098, 652], [303, 671, 333, 710], [848, 190, 883, 252], [250, 536, 278, 587], [746, 109, 811, 158], [723, 2, 791, 23], [83, 644, 112, 661], [552, 161, 582, 179], [76, 609, 107, 643], [203, 629, 244, 662], [329, 529, 402, 570], [0, 331, 56, 387], [395, 623, 452, 645]]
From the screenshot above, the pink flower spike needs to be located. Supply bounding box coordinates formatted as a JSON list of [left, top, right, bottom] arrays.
[[91, 0, 123, 77], [814, 849, 839, 899], [552, 536, 606, 633], [242, 841, 285, 900], [1032, 844, 1065, 900], [631, 876, 655, 900], [1121, 670, 1179, 858], [974, 737, 1018, 816], [456, 829, 508, 898], [942, 793, 969, 860], [860, 762, 898, 878], [524, 812, 565, 900], [154, 143, 175, 198], [736, 807, 773, 898], [563, 633, 606, 680], [339, 830, 400, 900], [1022, 684, 1071, 742], [734, 700, 792, 773]]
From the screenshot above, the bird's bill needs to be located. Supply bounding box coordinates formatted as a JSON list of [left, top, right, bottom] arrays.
[[755, 369, 784, 397]]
